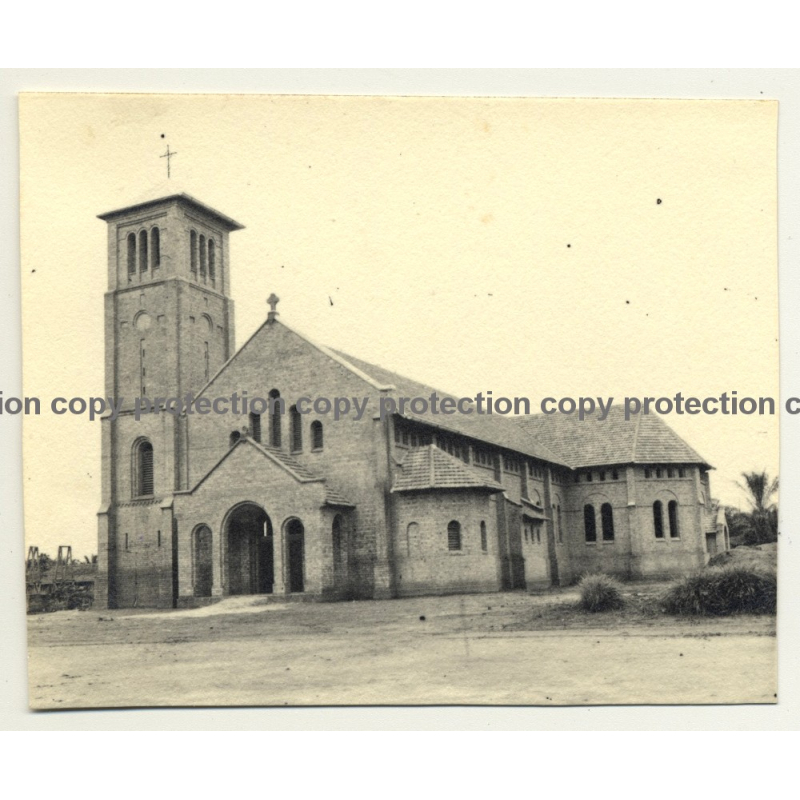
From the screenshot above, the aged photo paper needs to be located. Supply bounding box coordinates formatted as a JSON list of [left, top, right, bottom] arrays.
[[20, 93, 779, 708]]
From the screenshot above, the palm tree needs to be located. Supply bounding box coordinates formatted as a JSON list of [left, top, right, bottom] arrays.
[[736, 470, 779, 544]]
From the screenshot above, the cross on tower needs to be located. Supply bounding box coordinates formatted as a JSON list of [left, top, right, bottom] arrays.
[[160, 144, 178, 178], [267, 293, 280, 322]]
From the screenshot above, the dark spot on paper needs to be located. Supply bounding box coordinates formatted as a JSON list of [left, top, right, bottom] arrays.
[[567, 244, 571, 248], [419, 615, 426, 621], [160, 133, 165, 139], [656, 198, 662, 205], [626, 300, 630, 304], [328, 296, 333, 306]]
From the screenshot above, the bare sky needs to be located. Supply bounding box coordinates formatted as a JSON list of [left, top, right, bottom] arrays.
[[19, 94, 778, 557]]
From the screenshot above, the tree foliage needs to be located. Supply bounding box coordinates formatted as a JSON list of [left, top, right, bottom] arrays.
[[728, 470, 779, 545]]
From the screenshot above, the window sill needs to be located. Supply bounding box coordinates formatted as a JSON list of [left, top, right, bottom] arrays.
[[311, 447, 323, 453]]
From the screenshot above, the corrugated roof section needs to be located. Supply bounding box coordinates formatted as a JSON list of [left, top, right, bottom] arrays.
[[392, 446, 505, 493]]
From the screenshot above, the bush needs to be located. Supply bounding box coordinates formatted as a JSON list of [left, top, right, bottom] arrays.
[[661, 566, 776, 616], [577, 573, 624, 612]]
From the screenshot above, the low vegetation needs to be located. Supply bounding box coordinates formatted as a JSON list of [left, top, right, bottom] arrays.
[[577, 573, 625, 612], [661, 566, 776, 616]]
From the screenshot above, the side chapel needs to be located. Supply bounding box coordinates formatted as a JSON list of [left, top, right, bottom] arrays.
[[96, 192, 729, 608]]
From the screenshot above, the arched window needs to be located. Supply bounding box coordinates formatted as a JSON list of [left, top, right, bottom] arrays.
[[199, 234, 207, 281], [139, 230, 148, 273], [653, 501, 665, 538], [134, 439, 154, 497], [406, 522, 418, 556], [249, 412, 262, 443], [127, 233, 136, 278], [447, 520, 462, 551], [190, 230, 197, 276], [286, 518, 305, 593], [269, 390, 282, 447], [290, 405, 302, 451], [480, 520, 487, 552], [668, 500, 680, 538], [229, 431, 241, 447], [584, 504, 597, 542], [311, 420, 323, 450], [208, 239, 216, 284], [193, 525, 213, 598], [601, 503, 615, 541], [151, 227, 161, 270]]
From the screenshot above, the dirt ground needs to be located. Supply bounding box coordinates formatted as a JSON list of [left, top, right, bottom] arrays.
[[27, 584, 777, 709]]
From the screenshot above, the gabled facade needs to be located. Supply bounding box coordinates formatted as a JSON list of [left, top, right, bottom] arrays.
[[96, 193, 728, 609]]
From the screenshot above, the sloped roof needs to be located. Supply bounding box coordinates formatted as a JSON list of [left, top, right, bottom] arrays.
[[184, 437, 354, 506], [514, 405, 710, 469], [255, 441, 320, 481], [98, 189, 244, 231], [392, 445, 505, 493], [190, 316, 708, 473], [332, 349, 569, 467], [251, 441, 355, 506]]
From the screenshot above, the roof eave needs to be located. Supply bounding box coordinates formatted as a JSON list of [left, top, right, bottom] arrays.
[[97, 193, 245, 231]]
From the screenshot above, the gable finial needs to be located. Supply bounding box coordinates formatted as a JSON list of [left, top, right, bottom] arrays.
[[267, 293, 280, 322]]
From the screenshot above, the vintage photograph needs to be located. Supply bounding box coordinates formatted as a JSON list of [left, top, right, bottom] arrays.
[[20, 94, 779, 708]]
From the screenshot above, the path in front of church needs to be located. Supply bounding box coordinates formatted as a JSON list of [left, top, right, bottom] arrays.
[[27, 588, 776, 708]]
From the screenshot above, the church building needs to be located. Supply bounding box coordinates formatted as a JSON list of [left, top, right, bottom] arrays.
[[96, 192, 729, 608]]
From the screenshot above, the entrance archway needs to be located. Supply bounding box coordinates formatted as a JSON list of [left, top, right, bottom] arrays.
[[286, 518, 305, 593], [226, 503, 274, 595]]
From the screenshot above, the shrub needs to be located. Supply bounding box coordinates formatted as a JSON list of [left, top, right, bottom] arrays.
[[661, 566, 776, 616], [577, 573, 624, 612]]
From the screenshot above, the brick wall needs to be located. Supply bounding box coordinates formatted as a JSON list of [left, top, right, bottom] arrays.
[[393, 491, 502, 596]]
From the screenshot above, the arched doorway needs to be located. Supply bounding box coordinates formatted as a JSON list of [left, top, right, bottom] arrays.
[[285, 518, 305, 593], [226, 503, 274, 595], [193, 525, 213, 597]]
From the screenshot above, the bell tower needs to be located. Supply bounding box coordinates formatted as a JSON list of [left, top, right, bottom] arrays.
[[96, 192, 244, 608], [98, 192, 244, 404]]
